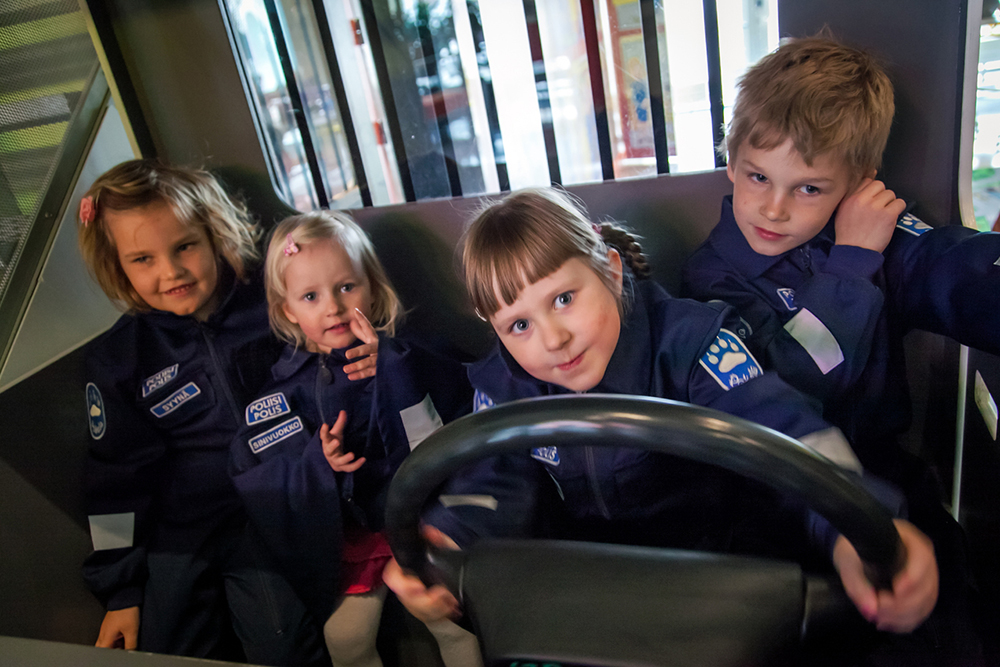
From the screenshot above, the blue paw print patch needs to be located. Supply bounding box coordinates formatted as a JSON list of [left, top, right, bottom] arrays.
[[896, 213, 932, 236], [700, 329, 764, 390]]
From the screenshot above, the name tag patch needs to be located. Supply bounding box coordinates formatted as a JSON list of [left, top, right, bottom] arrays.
[[86, 382, 106, 440], [699, 329, 764, 390], [896, 213, 932, 236], [150, 382, 201, 418], [246, 392, 290, 425], [142, 364, 178, 397], [531, 446, 560, 466], [473, 390, 495, 413], [776, 288, 797, 311], [249, 417, 304, 454]]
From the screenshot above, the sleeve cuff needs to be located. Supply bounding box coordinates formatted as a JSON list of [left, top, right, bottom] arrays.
[[105, 585, 143, 611], [825, 244, 885, 280]]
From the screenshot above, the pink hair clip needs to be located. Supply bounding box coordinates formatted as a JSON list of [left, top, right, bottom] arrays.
[[283, 233, 300, 256], [592, 222, 602, 235], [79, 196, 95, 226]]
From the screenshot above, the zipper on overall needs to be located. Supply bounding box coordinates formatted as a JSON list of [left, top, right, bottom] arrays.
[[199, 325, 240, 424]]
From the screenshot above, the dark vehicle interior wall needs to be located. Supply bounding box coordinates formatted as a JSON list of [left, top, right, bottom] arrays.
[[0, 0, 992, 662]]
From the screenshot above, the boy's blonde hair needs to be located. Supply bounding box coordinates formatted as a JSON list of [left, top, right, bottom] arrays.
[[726, 35, 894, 178], [463, 188, 648, 319], [265, 211, 402, 347], [77, 159, 260, 312]]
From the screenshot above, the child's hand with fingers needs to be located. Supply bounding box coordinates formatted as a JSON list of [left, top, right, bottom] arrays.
[[833, 519, 939, 633], [320, 410, 366, 472], [344, 308, 379, 381], [382, 526, 461, 623], [834, 175, 907, 254]]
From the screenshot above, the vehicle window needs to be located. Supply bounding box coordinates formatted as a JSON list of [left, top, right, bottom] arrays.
[[221, 0, 778, 209]]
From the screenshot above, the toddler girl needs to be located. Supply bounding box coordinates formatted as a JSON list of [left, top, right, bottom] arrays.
[[386, 187, 939, 637], [231, 211, 482, 667], [79, 159, 325, 664]]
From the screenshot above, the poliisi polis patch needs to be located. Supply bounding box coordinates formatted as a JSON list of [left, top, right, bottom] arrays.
[[531, 446, 560, 466], [699, 329, 764, 391], [141, 364, 178, 397], [473, 390, 495, 413], [245, 392, 290, 425], [248, 417, 303, 454], [86, 382, 106, 440], [897, 213, 932, 236], [150, 382, 201, 418]]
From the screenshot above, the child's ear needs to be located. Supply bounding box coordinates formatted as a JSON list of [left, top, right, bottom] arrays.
[[727, 160, 736, 183], [282, 302, 299, 325], [607, 248, 624, 296]]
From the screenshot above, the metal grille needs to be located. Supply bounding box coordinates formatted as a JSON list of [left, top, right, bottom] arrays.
[[0, 0, 98, 302]]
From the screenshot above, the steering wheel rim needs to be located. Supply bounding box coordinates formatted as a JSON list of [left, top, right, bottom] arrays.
[[385, 394, 901, 585]]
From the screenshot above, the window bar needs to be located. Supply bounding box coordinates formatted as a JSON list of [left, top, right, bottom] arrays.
[[358, 1, 416, 202], [415, 18, 462, 197], [701, 0, 726, 168], [639, 0, 669, 174], [522, 0, 561, 185], [579, 0, 614, 181], [263, 0, 330, 208], [308, 0, 372, 206], [466, 0, 509, 192]]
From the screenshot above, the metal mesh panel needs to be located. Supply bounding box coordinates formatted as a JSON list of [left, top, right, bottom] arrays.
[[0, 0, 98, 303]]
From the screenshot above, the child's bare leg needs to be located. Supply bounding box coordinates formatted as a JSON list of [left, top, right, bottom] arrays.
[[323, 587, 387, 667], [424, 619, 484, 667]]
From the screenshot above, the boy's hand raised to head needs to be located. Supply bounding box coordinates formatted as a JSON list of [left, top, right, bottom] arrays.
[[833, 519, 938, 633], [344, 308, 378, 381], [834, 177, 907, 254]]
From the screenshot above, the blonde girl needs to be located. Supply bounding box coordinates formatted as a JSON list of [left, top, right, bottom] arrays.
[[232, 211, 482, 667], [79, 159, 326, 664]]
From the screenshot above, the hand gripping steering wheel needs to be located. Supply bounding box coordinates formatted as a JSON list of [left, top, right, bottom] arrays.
[[385, 395, 902, 667]]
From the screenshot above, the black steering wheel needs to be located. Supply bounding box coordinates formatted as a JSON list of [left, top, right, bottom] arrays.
[[385, 395, 902, 667]]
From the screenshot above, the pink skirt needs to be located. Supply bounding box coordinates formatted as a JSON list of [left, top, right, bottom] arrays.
[[341, 524, 393, 595]]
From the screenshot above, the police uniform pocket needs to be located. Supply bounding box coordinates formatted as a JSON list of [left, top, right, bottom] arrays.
[[138, 369, 217, 431]]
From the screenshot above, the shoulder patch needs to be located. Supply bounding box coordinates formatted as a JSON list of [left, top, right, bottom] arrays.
[[896, 213, 932, 236], [776, 288, 797, 311], [245, 392, 290, 425], [699, 328, 764, 391], [473, 389, 495, 413], [86, 382, 106, 440], [531, 446, 560, 466], [141, 364, 178, 397], [150, 382, 201, 418], [248, 416, 304, 454]]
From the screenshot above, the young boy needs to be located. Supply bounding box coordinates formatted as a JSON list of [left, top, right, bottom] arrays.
[[681, 35, 999, 658]]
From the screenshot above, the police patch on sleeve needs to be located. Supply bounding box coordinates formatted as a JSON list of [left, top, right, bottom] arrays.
[[150, 382, 201, 418], [248, 417, 303, 454], [531, 446, 560, 466], [473, 390, 495, 413], [86, 382, 106, 440], [245, 392, 290, 425], [896, 213, 932, 236], [776, 288, 797, 311], [141, 364, 178, 397], [699, 329, 764, 390]]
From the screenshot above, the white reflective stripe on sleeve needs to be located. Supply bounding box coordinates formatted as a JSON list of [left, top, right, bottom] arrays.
[[400, 394, 444, 450], [783, 308, 844, 374], [798, 427, 863, 473], [438, 495, 499, 510], [88, 512, 135, 551]]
